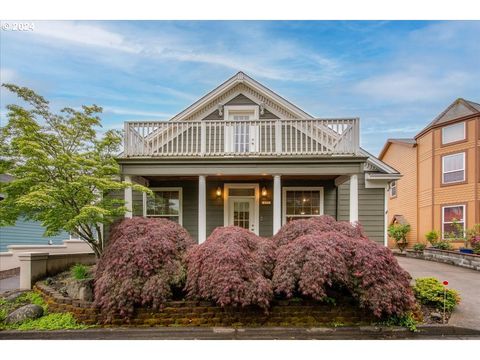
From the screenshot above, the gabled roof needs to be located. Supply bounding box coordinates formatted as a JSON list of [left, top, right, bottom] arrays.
[[169, 71, 312, 122], [415, 98, 480, 139], [378, 138, 416, 160]]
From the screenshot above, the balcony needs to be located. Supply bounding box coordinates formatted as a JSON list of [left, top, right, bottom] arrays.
[[123, 118, 359, 158]]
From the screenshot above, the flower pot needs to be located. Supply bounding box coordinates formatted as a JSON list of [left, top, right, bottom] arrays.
[[459, 248, 474, 254]]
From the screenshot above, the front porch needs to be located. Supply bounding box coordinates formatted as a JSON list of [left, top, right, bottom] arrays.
[[120, 158, 380, 243]]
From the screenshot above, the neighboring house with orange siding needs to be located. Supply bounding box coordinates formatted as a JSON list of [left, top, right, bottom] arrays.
[[379, 98, 480, 248]]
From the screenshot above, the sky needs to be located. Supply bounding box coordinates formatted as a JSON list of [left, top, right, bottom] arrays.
[[0, 20, 479, 155]]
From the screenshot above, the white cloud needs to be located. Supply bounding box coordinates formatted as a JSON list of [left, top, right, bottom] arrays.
[[0, 68, 17, 83], [31, 21, 141, 53], [353, 70, 469, 102], [103, 106, 172, 118]]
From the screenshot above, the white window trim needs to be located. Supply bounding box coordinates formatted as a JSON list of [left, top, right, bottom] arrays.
[[143, 187, 183, 225], [282, 187, 324, 225], [442, 152, 466, 184], [223, 183, 260, 235], [224, 105, 259, 154], [441, 204, 466, 240], [389, 181, 397, 198], [442, 122, 466, 145]]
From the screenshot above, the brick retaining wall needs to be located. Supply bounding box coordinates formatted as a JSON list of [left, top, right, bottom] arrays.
[[34, 282, 375, 327]]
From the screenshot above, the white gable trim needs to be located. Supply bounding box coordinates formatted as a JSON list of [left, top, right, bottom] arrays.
[[169, 72, 312, 122]]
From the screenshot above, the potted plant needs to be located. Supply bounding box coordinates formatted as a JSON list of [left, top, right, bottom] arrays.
[[388, 223, 411, 253], [467, 224, 480, 255], [445, 219, 471, 254]]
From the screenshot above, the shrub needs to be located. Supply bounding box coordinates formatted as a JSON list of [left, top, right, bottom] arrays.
[[388, 223, 410, 253], [94, 217, 194, 320], [185, 226, 276, 310], [273, 223, 416, 318], [71, 264, 90, 280], [272, 215, 366, 248], [413, 277, 460, 312], [467, 224, 480, 253], [425, 230, 440, 247], [413, 243, 426, 252]]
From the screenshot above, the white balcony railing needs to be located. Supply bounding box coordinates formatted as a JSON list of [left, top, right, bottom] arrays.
[[123, 118, 359, 157]]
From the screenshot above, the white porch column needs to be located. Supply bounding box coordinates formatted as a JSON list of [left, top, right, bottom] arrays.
[[124, 175, 133, 218], [198, 175, 207, 243], [273, 175, 282, 235], [349, 174, 359, 223]]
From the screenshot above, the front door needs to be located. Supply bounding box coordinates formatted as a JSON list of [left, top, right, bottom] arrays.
[[229, 198, 256, 233]]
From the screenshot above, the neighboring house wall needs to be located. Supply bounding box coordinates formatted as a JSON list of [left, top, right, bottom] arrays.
[[337, 173, 386, 245], [381, 111, 480, 248], [0, 218, 69, 252], [380, 143, 418, 247]]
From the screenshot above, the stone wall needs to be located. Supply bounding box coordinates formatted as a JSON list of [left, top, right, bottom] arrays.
[[405, 248, 480, 271], [34, 283, 375, 327]]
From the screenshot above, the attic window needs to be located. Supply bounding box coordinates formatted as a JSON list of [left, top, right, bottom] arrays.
[[442, 122, 465, 144]]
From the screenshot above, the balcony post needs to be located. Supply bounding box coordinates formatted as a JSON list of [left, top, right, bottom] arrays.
[[124, 175, 133, 218], [275, 119, 282, 154], [273, 174, 282, 234], [124, 122, 130, 157], [349, 174, 358, 223], [198, 175, 206, 243], [200, 122, 206, 156]]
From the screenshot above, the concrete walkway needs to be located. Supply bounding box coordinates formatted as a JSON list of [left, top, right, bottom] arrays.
[[397, 256, 480, 331], [0, 275, 20, 292]]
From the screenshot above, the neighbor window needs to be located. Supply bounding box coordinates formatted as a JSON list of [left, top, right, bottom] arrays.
[[442, 205, 465, 239], [283, 187, 323, 223], [145, 188, 182, 224], [389, 181, 397, 198], [442, 122, 465, 144], [442, 152, 465, 184]]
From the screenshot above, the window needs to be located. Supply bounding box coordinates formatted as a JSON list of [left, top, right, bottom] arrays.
[[442, 205, 465, 239], [283, 187, 324, 224], [442, 122, 465, 144], [145, 188, 182, 224], [233, 115, 251, 153], [442, 152, 465, 184], [389, 181, 397, 198]]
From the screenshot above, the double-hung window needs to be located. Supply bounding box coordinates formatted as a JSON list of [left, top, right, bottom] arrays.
[[442, 152, 465, 184], [442, 122, 465, 145], [442, 205, 465, 239], [145, 188, 182, 224], [389, 181, 397, 198]]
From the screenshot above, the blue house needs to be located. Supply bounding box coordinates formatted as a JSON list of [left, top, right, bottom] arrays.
[[0, 174, 69, 252]]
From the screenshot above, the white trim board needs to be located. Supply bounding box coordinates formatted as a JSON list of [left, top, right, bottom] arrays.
[[143, 187, 183, 225]]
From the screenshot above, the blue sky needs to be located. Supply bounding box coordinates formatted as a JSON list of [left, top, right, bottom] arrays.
[[1, 20, 479, 155]]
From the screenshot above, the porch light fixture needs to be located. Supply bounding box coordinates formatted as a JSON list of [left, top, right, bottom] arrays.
[[261, 186, 268, 197], [216, 186, 222, 198]]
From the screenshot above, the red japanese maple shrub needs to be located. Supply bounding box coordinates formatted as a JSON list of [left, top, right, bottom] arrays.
[[185, 226, 276, 310], [94, 217, 195, 320], [272, 219, 416, 318], [273, 215, 366, 247]]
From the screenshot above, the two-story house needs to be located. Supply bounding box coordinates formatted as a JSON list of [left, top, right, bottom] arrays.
[[379, 98, 480, 248], [118, 72, 400, 245]]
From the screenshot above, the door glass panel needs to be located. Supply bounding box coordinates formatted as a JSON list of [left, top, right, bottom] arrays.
[[229, 188, 255, 196], [233, 201, 250, 229]]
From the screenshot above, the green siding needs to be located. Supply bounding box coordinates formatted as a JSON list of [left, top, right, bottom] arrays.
[[337, 174, 385, 245], [0, 218, 69, 252]]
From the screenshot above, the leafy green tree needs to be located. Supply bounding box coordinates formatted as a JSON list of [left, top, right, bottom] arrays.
[[387, 223, 411, 253], [0, 84, 148, 257]]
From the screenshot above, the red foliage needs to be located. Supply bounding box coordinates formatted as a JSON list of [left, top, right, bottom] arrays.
[[273, 215, 366, 247], [185, 226, 276, 310], [272, 218, 416, 318], [94, 217, 195, 320]]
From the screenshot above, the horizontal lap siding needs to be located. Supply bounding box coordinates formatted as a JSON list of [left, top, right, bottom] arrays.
[[0, 219, 69, 252], [337, 174, 385, 245]]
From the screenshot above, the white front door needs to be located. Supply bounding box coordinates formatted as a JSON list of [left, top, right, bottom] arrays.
[[228, 198, 256, 233], [225, 112, 259, 153]]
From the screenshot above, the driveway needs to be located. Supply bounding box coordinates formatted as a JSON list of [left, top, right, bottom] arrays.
[[397, 256, 480, 331], [0, 275, 20, 292]]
